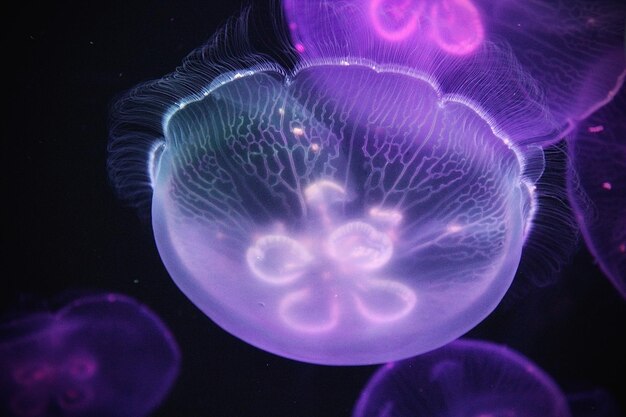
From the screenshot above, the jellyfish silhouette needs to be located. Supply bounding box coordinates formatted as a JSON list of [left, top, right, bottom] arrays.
[[0, 293, 180, 417], [567, 86, 626, 298], [352, 338, 573, 417], [108, 0, 625, 364]]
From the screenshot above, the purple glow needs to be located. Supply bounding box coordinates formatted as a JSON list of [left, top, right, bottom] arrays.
[[147, 68, 530, 365], [283, 0, 626, 142], [368, 0, 424, 42], [107, 0, 625, 365], [567, 87, 626, 298], [352, 339, 572, 417], [355, 0, 485, 54], [429, 0, 484, 55], [0, 294, 180, 417]]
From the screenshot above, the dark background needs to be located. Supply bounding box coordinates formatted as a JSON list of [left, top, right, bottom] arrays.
[[6, 1, 625, 416]]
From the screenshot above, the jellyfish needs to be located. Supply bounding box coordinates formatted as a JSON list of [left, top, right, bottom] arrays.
[[284, 0, 626, 297], [0, 293, 180, 417], [567, 86, 626, 298], [283, 0, 626, 141], [107, 0, 625, 364], [352, 338, 573, 417]]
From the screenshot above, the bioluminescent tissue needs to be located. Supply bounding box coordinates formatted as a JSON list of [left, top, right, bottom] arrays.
[[108, 0, 625, 365], [352, 339, 569, 417], [0, 294, 180, 417], [567, 87, 626, 298], [284, 0, 626, 139]]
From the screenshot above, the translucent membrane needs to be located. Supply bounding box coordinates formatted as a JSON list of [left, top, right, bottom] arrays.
[[353, 338, 572, 417], [151, 64, 531, 364], [567, 87, 626, 298], [0, 294, 180, 417], [107, 0, 625, 364]]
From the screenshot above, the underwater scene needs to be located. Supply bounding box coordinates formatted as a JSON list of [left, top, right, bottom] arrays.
[[5, 0, 625, 416]]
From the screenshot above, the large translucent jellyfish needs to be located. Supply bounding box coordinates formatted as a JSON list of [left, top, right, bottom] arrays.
[[107, 0, 625, 364], [567, 86, 626, 298], [352, 338, 573, 417], [0, 293, 180, 417], [284, 0, 626, 296]]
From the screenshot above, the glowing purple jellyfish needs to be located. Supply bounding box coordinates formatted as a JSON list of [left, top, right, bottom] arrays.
[[284, 0, 626, 296], [0, 294, 180, 417], [567, 87, 626, 298], [283, 0, 626, 140], [108, 0, 625, 364], [352, 338, 572, 417]]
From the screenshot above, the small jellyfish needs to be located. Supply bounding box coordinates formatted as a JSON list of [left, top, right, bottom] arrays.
[[0, 293, 180, 417], [107, 0, 625, 364], [567, 86, 626, 298], [352, 338, 572, 417]]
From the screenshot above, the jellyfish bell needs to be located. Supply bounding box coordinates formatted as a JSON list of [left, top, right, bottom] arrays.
[[107, 0, 623, 365], [284, 0, 625, 299], [0, 293, 180, 417], [567, 85, 626, 298], [284, 0, 626, 142], [352, 338, 573, 417], [110, 1, 536, 365]]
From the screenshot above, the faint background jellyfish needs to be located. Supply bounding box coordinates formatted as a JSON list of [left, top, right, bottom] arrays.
[[352, 338, 622, 417], [283, 0, 626, 140], [0, 293, 180, 417], [567, 86, 626, 298]]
